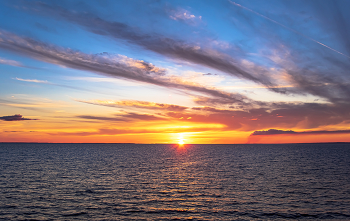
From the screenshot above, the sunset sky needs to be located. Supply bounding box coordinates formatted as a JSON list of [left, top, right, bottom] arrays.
[[1, 0, 350, 144]]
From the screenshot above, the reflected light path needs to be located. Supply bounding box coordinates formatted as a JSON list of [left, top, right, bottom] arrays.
[[1, 144, 350, 220]]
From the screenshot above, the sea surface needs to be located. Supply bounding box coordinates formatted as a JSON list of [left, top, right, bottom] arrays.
[[0, 143, 350, 220]]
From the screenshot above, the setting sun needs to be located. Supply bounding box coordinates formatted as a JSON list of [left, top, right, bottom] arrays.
[[178, 139, 185, 145]]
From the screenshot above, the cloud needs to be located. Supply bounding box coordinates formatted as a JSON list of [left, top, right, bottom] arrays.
[[110, 54, 166, 75], [0, 57, 22, 67], [0, 114, 37, 121], [228, 1, 350, 104], [251, 128, 350, 136], [13, 76, 104, 94], [168, 8, 202, 25], [22, 2, 279, 89], [121, 112, 166, 121], [77, 112, 166, 122], [229, 1, 350, 59], [74, 95, 350, 132], [192, 95, 264, 108], [14, 77, 49, 83], [11, 1, 350, 105], [173, 71, 224, 86], [251, 129, 296, 135], [0, 30, 257, 106], [166, 101, 350, 131], [48, 126, 217, 137], [4, 131, 37, 133], [76, 115, 125, 122], [0, 96, 72, 112], [28, 1, 350, 104], [76, 99, 188, 111], [0, 31, 165, 83], [312, 1, 350, 57]]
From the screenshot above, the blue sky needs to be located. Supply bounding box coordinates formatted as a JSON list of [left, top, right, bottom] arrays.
[[1, 0, 350, 143]]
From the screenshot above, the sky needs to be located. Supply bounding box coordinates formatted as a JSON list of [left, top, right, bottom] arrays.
[[1, 0, 350, 144]]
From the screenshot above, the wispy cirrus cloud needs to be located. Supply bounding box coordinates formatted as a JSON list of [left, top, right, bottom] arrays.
[[168, 8, 202, 25], [9, 1, 350, 106], [0, 30, 256, 106], [0, 57, 22, 67], [228, 1, 350, 104], [76, 99, 188, 111], [119, 112, 166, 121], [0, 96, 72, 112], [77, 112, 166, 122], [13, 76, 106, 94], [22, 1, 350, 105], [76, 115, 126, 122], [229, 1, 350, 59], [20, 2, 279, 90], [14, 77, 48, 84]]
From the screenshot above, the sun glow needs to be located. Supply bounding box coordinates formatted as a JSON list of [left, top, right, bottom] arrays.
[[177, 133, 186, 145]]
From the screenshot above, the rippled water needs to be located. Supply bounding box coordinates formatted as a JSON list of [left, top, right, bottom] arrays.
[[1, 143, 350, 220]]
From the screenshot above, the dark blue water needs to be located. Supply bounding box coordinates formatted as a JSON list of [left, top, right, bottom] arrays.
[[0, 143, 350, 220]]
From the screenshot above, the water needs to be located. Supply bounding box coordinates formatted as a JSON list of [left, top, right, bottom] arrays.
[[0, 143, 350, 220]]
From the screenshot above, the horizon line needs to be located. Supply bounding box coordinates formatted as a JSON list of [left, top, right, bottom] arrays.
[[1, 142, 349, 145]]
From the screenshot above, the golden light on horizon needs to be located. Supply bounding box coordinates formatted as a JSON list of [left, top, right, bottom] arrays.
[[177, 133, 186, 145]]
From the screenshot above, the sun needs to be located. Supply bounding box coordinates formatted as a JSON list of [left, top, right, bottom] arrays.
[[178, 139, 185, 145]]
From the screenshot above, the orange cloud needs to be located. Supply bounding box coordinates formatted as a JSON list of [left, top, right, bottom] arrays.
[[76, 99, 188, 111], [47, 126, 220, 137]]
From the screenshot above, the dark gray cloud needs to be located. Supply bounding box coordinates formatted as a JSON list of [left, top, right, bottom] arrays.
[[0, 114, 37, 121], [251, 129, 296, 135], [251, 128, 350, 136]]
